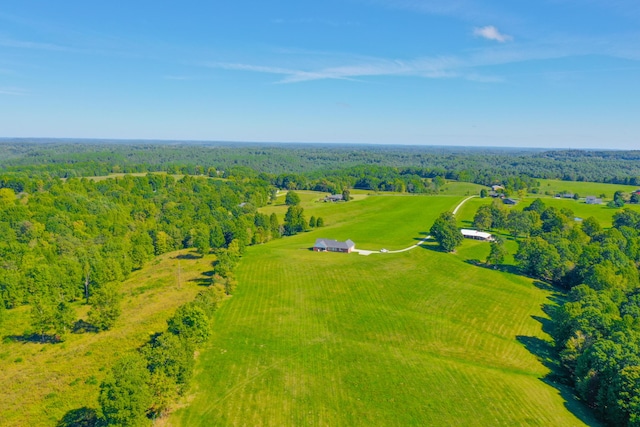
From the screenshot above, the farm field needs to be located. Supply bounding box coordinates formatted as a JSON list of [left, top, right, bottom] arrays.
[[0, 250, 216, 427], [171, 194, 599, 426], [537, 179, 639, 199]]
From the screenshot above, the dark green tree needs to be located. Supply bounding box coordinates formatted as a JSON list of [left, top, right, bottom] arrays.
[[515, 237, 562, 282], [316, 217, 324, 227], [473, 205, 493, 231], [283, 205, 307, 236], [53, 301, 76, 341], [88, 283, 122, 331], [486, 238, 507, 266], [99, 354, 152, 427], [342, 189, 351, 201], [582, 216, 602, 238], [430, 211, 463, 252], [524, 198, 546, 214], [269, 213, 281, 238], [285, 191, 301, 206], [167, 303, 209, 344], [308, 216, 316, 228]]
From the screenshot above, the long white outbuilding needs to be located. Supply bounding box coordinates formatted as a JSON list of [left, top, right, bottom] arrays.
[[460, 229, 494, 241]]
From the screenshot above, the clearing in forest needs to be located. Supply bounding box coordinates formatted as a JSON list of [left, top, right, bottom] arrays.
[[172, 194, 599, 426]]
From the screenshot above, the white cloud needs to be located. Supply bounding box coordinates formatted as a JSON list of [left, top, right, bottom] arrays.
[[208, 55, 499, 84], [473, 26, 513, 42]]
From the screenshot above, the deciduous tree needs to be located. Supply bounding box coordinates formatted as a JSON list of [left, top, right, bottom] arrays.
[[99, 354, 152, 427], [430, 211, 463, 252]]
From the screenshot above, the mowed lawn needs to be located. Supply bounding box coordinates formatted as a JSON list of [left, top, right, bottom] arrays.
[[171, 195, 598, 426]]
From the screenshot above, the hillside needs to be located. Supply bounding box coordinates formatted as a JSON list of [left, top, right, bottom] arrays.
[[171, 194, 600, 426]]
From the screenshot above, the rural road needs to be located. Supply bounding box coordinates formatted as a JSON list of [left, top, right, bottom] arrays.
[[353, 195, 477, 256]]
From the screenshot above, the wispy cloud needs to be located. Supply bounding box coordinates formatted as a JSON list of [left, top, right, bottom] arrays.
[[208, 55, 497, 84], [0, 37, 76, 52], [0, 86, 28, 96], [205, 29, 640, 85], [473, 26, 513, 42]]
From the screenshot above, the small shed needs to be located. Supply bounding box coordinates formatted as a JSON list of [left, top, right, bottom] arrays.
[[502, 198, 517, 205]]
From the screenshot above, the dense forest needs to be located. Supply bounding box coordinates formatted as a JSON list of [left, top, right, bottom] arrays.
[[471, 200, 640, 426], [2, 140, 640, 189], [0, 174, 276, 324]]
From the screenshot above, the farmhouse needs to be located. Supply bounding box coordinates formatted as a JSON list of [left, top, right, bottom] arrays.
[[491, 185, 505, 191], [313, 238, 355, 253], [586, 196, 602, 205], [461, 229, 494, 241]]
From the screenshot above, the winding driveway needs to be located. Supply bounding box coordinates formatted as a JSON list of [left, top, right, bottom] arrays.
[[352, 195, 477, 256]]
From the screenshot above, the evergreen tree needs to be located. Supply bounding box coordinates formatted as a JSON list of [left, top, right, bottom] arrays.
[[309, 216, 316, 228], [284, 205, 307, 235], [316, 217, 324, 227]]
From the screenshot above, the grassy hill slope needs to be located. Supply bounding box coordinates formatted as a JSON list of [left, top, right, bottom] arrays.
[[0, 250, 215, 427], [171, 195, 599, 426]]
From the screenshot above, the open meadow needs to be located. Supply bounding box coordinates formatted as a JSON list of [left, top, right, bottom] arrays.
[[0, 250, 216, 427], [171, 193, 600, 426], [537, 179, 639, 199]]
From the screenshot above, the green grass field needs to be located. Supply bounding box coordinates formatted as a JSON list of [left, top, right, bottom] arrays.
[[171, 194, 600, 426], [537, 179, 639, 199], [0, 250, 216, 427]]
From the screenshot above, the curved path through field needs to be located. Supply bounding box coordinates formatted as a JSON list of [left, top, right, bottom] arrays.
[[353, 195, 477, 256]]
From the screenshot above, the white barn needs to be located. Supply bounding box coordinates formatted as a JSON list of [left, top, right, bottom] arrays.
[[460, 229, 494, 241]]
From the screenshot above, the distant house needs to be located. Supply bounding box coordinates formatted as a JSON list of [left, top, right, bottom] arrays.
[[634, 189, 640, 195], [502, 198, 517, 205], [460, 229, 494, 242], [313, 238, 355, 253], [586, 196, 602, 205], [491, 185, 505, 191], [488, 190, 500, 198], [560, 193, 575, 199], [324, 194, 343, 202]]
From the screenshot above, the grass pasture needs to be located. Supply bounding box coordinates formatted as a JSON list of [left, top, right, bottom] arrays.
[[0, 250, 216, 427], [172, 195, 598, 426], [537, 179, 639, 199]]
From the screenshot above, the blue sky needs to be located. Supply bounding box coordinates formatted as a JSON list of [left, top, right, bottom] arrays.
[[1, 0, 639, 148]]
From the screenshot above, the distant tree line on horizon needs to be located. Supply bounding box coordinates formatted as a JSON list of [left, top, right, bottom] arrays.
[[2, 141, 640, 190]]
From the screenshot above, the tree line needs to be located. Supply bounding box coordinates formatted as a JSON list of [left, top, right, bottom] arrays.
[[0, 173, 278, 341], [469, 198, 640, 426], [3, 141, 640, 193]]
